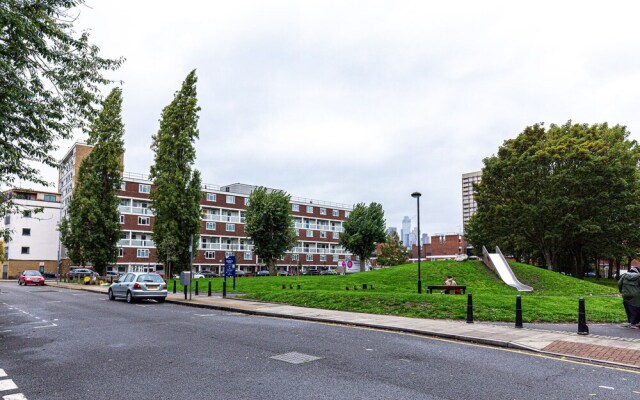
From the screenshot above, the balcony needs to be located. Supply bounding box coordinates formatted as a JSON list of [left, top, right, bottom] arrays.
[[199, 243, 254, 251], [118, 205, 155, 216], [118, 239, 155, 247], [294, 222, 344, 232], [203, 214, 245, 224]]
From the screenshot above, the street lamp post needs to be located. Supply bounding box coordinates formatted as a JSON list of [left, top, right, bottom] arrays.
[[411, 192, 422, 294]]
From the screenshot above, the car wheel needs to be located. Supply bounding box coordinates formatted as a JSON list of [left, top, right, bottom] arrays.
[[108, 289, 115, 301], [157, 297, 166, 303], [126, 291, 134, 304]]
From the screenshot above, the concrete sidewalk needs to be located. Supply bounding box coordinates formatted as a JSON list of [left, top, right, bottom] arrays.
[[44, 281, 640, 370]]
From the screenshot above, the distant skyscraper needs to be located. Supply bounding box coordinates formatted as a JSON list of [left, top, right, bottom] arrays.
[[386, 227, 397, 236], [422, 233, 430, 245], [401, 216, 411, 248], [462, 171, 482, 232], [409, 227, 419, 248]]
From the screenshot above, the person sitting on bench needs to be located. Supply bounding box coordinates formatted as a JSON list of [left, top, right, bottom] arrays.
[[443, 276, 457, 294]]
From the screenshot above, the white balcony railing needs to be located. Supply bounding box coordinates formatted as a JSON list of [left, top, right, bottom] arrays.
[[118, 239, 155, 247], [294, 222, 344, 232], [118, 205, 155, 216], [203, 214, 245, 224]]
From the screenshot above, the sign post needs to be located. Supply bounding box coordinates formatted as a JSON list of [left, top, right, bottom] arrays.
[[224, 256, 236, 298]]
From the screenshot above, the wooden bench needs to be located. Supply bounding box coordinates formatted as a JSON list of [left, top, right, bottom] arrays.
[[427, 285, 467, 294]]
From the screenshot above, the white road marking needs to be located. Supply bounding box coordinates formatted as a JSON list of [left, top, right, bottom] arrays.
[[0, 370, 5, 378], [33, 324, 57, 329], [598, 386, 614, 390], [0, 379, 18, 391], [194, 314, 217, 317], [4, 393, 28, 400], [49, 301, 62, 303], [0, 330, 11, 333], [70, 294, 86, 296]]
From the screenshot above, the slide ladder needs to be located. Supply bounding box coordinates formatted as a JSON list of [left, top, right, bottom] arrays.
[[482, 246, 533, 292]]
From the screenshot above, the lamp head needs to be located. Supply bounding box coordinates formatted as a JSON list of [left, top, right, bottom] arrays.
[[411, 192, 422, 199]]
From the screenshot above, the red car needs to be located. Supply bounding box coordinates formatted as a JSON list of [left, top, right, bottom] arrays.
[[19, 270, 45, 286]]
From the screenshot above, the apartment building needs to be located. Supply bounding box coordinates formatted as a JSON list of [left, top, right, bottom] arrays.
[[462, 171, 482, 231], [59, 142, 354, 275], [0, 189, 62, 279], [411, 232, 466, 261]]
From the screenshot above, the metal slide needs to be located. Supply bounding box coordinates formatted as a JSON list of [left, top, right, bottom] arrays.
[[482, 246, 533, 292]]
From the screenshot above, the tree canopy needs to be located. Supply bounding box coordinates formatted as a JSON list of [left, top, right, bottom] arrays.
[[59, 88, 124, 274], [1, 0, 122, 240], [150, 70, 202, 276], [340, 202, 386, 272], [465, 121, 640, 277], [244, 187, 297, 275], [376, 231, 409, 266]]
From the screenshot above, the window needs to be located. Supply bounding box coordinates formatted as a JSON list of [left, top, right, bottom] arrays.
[[138, 216, 150, 225], [119, 215, 125, 224], [225, 251, 234, 258], [244, 197, 249, 206], [332, 209, 339, 217], [206, 222, 216, 230], [292, 254, 299, 261], [22, 228, 31, 236], [333, 232, 339, 239], [137, 249, 149, 258], [306, 254, 313, 261], [320, 231, 326, 239], [244, 251, 252, 260], [139, 184, 150, 193], [44, 194, 56, 202], [205, 251, 215, 259], [345, 211, 350, 218], [21, 247, 30, 254], [120, 182, 126, 191], [307, 205, 314, 213], [118, 248, 124, 258], [23, 210, 32, 218], [292, 204, 299, 212], [226, 223, 235, 232], [206, 193, 216, 202], [320, 255, 326, 262], [320, 208, 326, 215], [226, 195, 235, 204], [306, 230, 313, 237], [3, 216, 9, 225]]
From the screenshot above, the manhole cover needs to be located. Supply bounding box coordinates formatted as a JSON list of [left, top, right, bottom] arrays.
[[270, 352, 323, 364]]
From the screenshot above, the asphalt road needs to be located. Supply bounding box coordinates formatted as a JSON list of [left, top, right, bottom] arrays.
[[1, 283, 639, 400]]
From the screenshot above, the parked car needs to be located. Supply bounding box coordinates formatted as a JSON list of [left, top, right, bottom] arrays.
[[19, 270, 45, 286], [278, 270, 292, 276], [256, 270, 270, 276], [200, 271, 218, 278], [108, 272, 167, 303], [106, 271, 119, 277], [234, 269, 247, 277], [302, 269, 320, 276], [193, 273, 205, 279], [68, 268, 97, 279], [320, 269, 337, 275]]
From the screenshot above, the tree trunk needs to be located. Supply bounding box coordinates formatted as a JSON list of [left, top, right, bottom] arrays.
[[359, 255, 366, 272]]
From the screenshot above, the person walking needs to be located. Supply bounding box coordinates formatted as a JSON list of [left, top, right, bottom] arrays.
[[618, 266, 640, 328]]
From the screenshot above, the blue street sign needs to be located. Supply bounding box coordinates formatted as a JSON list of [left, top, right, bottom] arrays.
[[224, 256, 236, 277]]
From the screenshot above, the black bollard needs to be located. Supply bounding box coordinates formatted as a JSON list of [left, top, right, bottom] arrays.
[[345, 286, 349, 290], [466, 293, 474, 324], [173, 279, 176, 294], [578, 297, 589, 335], [184, 285, 187, 300], [515, 295, 523, 328], [208, 281, 212, 297], [362, 283, 367, 290], [222, 280, 227, 298], [297, 284, 301, 290], [195, 281, 199, 296], [282, 284, 286, 289]]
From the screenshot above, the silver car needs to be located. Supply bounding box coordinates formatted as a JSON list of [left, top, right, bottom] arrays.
[[108, 272, 167, 303]]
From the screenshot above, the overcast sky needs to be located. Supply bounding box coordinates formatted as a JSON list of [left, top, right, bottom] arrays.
[[35, 0, 640, 236]]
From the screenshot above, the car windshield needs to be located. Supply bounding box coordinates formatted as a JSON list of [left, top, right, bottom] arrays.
[[24, 271, 41, 276], [137, 274, 164, 283]]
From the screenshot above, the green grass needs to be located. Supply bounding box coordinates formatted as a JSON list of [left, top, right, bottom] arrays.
[[161, 260, 626, 323]]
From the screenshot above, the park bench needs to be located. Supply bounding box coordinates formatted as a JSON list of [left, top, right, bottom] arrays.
[[427, 285, 467, 294]]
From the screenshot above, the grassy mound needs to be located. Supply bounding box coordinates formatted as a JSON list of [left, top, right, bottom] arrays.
[[175, 260, 625, 323]]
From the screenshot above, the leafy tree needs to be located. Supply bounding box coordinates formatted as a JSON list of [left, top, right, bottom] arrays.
[[244, 187, 297, 275], [0, 0, 122, 240], [377, 231, 409, 266], [59, 88, 125, 274], [466, 122, 640, 277], [340, 202, 386, 272], [150, 70, 202, 277], [0, 240, 5, 263]]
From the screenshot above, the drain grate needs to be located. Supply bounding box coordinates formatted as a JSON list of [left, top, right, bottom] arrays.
[[270, 352, 323, 364]]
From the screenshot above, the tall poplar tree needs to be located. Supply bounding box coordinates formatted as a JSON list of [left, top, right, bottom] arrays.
[[59, 88, 125, 274], [150, 70, 202, 276]]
